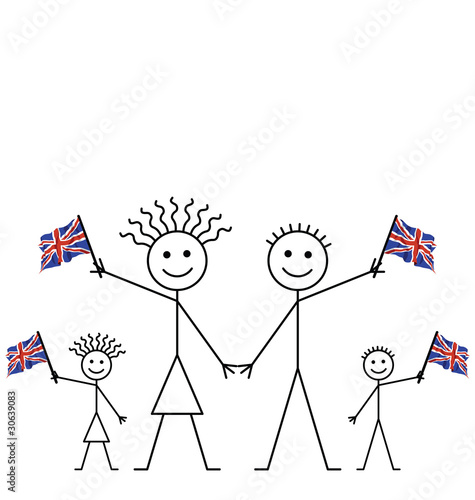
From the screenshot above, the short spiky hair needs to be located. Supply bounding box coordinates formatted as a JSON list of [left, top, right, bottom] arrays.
[[69, 333, 125, 359], [266, 223, 331, 247], [119, 197, 232, 248], [361, 346, 394, 360]]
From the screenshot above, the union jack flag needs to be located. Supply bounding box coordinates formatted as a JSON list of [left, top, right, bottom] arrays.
[[6, 333, 47, 377], [384, 217, 436, 272], [428, 333, 469, 377], [39, 217, 91, 272]]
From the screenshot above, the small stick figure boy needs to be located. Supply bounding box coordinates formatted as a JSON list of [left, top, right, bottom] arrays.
[[349, 346, 423, 470], [51, 333, 126, 470]]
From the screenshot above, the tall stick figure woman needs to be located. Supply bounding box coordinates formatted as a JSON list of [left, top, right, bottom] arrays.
[[240, 224, 384, 471], [51, 333, 126, 470], [92, 198, 234, 471]]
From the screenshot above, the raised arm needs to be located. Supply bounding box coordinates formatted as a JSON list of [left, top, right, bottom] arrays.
[[348, 386, 378, 424], [239, 301, 297, 378], [90, 258, 175, 302], [301, 258, 384, 302], [51, 371, 94, 386], [178, 302, 236, 378], [97, 386, 127, 424], [381, 371, 424, 386]]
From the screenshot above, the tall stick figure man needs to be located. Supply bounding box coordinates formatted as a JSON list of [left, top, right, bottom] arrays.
[[92, 198, 234, 471], [349, 346, 423, 470], [240, 224, 383, 471], [51, 333, 126, 470]]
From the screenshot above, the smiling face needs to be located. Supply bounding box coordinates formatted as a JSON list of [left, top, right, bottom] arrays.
[[81, 351, 112, 381], [147, 232, 208, 291], [363, 350, 394, 381], [267, 232, 329, 291]]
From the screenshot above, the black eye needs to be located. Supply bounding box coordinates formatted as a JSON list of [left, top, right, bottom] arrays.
[[183, 250, 191, 257], [382, 359, 386, 364], [163, 251, 171, 258], [90, 359, 94, 364], [284, 250, 292, 257], [100, 360, 104, 364], [304, 251, 312, 258], [371, 360, 375, 364]]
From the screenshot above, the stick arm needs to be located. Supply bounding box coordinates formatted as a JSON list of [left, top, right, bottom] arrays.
[[178, 302, 224, 365], [301, 261, 383, 302], [91, 259, 175, 302]]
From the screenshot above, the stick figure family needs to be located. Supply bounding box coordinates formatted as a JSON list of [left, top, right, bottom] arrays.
[[50, 198, 425, 472]]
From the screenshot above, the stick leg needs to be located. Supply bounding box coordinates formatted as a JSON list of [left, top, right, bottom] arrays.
[[299, 372, 341, 471], [190, 415, 220, 471], [357, 420, 379, 470], [75, 443, 91, 471], [379, 421, 400, 470], [255, 371, 298, 471], [103, 443, 118, 470], [134, 415, 165, 471]]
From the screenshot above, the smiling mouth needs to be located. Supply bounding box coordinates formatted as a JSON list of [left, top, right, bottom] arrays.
[[371, 368, 387, 374], [88, 368, 104, 374], [282, 267, 313, 278], [163, 267, 193, 278]]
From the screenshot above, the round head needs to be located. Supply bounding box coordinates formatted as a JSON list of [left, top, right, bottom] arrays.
[[81, 351, 112, 381], [267, 228, 329, 291], [362, 348, 394, 381], [147, 231, 208, 291]]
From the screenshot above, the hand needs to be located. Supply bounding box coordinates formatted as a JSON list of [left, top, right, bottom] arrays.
[[90, 258, 106, 277], [238, 363, 254, 379], [51, 370, 59, 383], [222, 364, 238, 379], [118, 416, 127, 425], [416, 370, 424, 383], [370, 258, 385, 277], [348, 415, 357, 425]]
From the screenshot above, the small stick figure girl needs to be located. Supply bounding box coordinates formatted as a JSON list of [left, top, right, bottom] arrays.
[[51, 333, 126, 470]]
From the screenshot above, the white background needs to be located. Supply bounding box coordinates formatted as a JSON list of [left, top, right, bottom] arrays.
[[1, 1, 474, 499]]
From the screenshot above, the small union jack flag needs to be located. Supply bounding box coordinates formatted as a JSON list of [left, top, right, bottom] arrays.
[[428, 333, 469, 377], [39, 217, 91, 272], [6, 333, 47, 377], [384, 217, 436, 272]]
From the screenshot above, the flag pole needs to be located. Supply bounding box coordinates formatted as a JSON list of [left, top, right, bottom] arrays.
[[77, 214, 102, 278], [373, 214, 398, 278], [36, 331, 57, 384], [418, 331, 439, 384]]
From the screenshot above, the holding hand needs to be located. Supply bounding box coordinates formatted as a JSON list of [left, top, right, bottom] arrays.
[[90, 258, 106, 277], [51, 370, 59, 384], [370, 258, 385, 277], [238, 363, 254, 379], [222, 364, 238, 379]]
